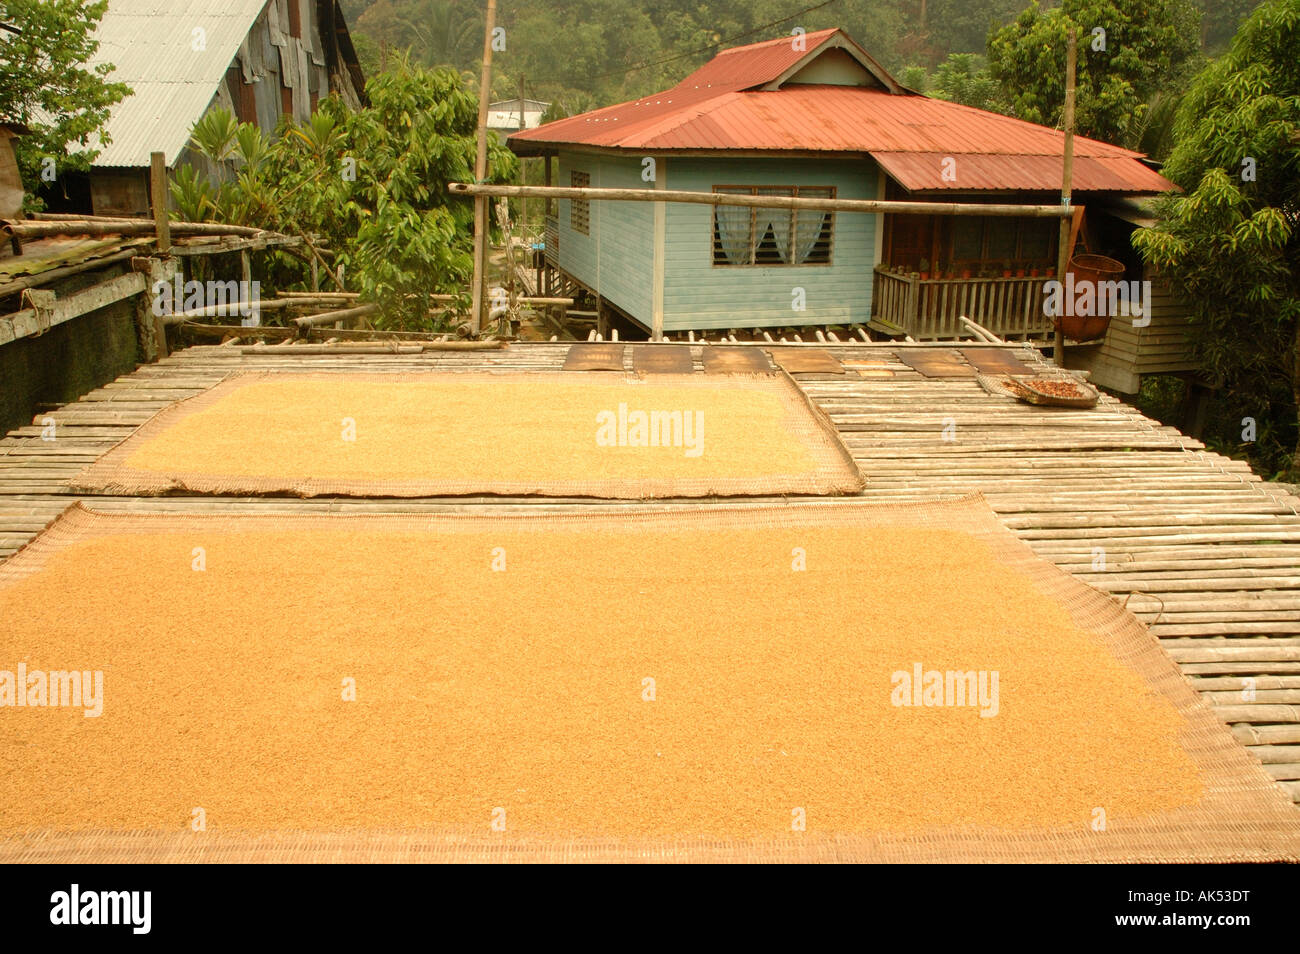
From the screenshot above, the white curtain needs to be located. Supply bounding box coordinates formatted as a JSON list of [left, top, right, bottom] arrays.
[[715, 198, 752, 265], [795, 210, 828, 263], [758, 189, 793, 263]]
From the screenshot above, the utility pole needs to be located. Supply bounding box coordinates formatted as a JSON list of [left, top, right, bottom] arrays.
[[469, 0, 497, 335], [518, 74, 527, 231], [1053, 28, 1077, 367]]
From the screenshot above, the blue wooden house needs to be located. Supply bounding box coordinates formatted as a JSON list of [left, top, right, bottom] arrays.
[[509, 27, 1193, 386]]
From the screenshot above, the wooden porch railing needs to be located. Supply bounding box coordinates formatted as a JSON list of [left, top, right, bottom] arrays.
[[872, 266, 1054, 340]]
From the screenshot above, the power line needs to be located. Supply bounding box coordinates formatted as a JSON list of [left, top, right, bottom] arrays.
[[588, 0, 841, 81]]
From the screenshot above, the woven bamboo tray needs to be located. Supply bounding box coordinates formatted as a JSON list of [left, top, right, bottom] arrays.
[[976, 373, 1100, 409]]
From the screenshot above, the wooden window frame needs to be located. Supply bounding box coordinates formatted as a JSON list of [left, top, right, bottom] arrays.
[[710, 184, 836, 268], [569, 170, 590, 235]]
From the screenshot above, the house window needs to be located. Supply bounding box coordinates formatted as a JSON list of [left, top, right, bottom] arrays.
[[946, 217, 1058, 268], [887, 214, 1059, 273], [286, 0, 302, 38], [570, 170, 589, 235], [712, 186, 834, 266]]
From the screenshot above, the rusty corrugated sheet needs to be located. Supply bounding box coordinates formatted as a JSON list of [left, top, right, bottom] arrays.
[[673, 27, 839, 91], [84, 0, 271, 168], [872, 152, 1173, 194]]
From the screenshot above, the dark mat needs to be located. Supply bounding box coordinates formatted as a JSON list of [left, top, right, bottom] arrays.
[[766, 347, 846, 374], [895, 349, 976, 378], [632, 345, 695, 374], [700, 346, 774, 374], [960, 347, 1034, 375], [563, 342, 626, 371]]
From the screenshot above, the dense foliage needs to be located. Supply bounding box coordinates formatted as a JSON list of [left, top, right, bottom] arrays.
[[987, 0, 1200, 147], [1133, 0, 1300, 477], [175, 56, 517, 328], [340, 1, 1249, 122], [0, 0, 129, 206]]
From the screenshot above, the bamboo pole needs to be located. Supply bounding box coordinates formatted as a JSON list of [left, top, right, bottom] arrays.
[[27, 212, 143, 223], [469, 0, 497, 335], [244, 339, 507, 354], [294, 303, 379, 330], [1054, 28, 1077, 367], [275, 290, 573, 305], [449, 182, 1075, 218], [2, 220, 270, 240], [162, 299, 291, 324]]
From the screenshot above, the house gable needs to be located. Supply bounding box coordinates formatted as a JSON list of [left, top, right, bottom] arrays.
[[760, 32, 901, 93]]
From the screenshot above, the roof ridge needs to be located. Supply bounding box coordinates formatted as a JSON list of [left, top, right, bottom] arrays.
[[715, 26, 839, 55]]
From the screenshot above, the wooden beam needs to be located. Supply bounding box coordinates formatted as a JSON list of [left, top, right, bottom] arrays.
[[651, 157, 666, 341], [0, 248, 145, 299], [469, 0, 497, 335], [150, 152, 171, 253], [0, 271, 147, 345], [167, 234, 304, 257], [449, 182, 1075, 218], [1054, 29, 1077, 367]]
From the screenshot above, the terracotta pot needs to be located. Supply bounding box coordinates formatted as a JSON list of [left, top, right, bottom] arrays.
[[1057, 253, 1127, 341]]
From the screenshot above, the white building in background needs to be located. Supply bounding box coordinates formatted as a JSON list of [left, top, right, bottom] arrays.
[[488, 98, 550, 135]]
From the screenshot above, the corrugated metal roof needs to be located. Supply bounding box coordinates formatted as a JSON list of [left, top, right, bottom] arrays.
[[86, 0, 270, 168], [673, 27, 840, 91], [872, 152, 1173, 193], [511, 28, 1175, 195]]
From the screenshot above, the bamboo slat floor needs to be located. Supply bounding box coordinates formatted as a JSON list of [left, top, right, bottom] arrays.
[[3, 340, 1299, 807]]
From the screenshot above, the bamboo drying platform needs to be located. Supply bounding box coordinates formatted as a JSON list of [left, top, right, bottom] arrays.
[[3, 340, 1300, 809]]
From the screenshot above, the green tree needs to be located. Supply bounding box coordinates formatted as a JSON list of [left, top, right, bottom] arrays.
[[987, 0, 1199, 146], [179, 55, 517, 329], [931, 53, 1007, 112], [0, 0, 130, 203], [1132, 0, 1300, 477]]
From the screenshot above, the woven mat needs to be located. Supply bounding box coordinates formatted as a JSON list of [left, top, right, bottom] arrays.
[[976, 373, 1023, 400], [2, 498, 1297, 863], [960, 348, 1035, 375], [71, 371, 863, 499], [766, 347, 846, 374], [632, 345, 694, 374], [700, 346, 774, 374], [562, 342, 625, 371], [895, 349, 976, 378]]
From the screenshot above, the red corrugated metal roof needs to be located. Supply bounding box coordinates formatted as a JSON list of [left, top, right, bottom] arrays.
[[510, 28, 1175, 195], [672, 27, 841, 91], [872, 152, 1173, 193]]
